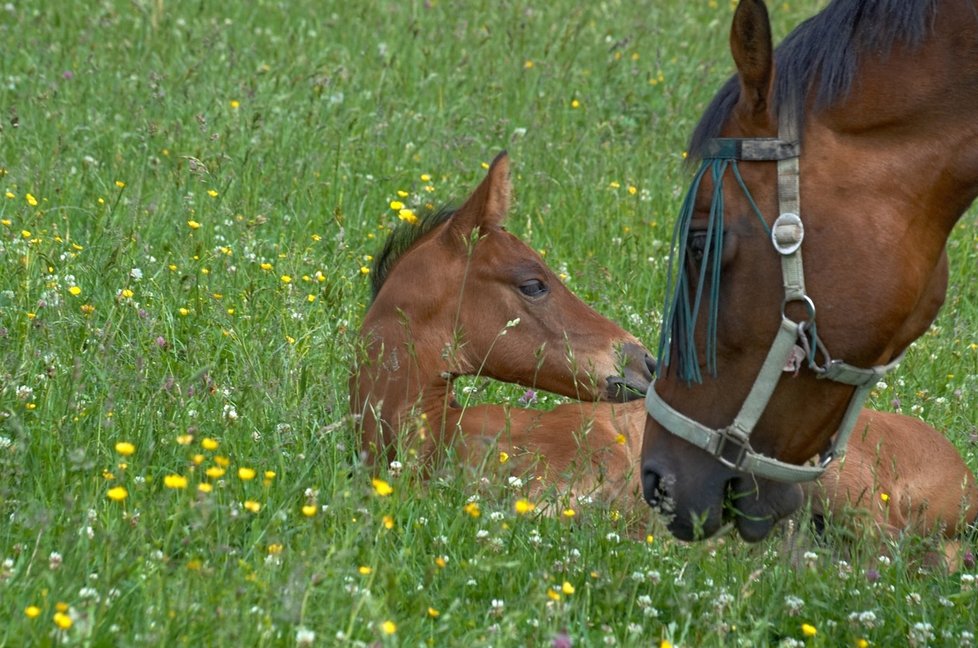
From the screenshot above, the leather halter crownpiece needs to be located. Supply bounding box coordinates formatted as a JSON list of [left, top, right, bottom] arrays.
[[645, 106, 904, 483]]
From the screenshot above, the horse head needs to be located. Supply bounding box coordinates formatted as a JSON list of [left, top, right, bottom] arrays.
[[642, 0, 978, 541]]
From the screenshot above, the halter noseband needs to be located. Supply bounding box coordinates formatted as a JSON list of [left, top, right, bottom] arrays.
[[645, 106, 903, 483]]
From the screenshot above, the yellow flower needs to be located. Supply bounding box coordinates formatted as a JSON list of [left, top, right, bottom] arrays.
[[463, 502, 481, 518], [389, 200, 404, 211], [55, 602, 69, 613], [435, 556, 447, 568], [514, 499, 536, 515], [53, 611, 73, 630], [359, 266, 370, 275], [523, 60, 534, 69], [21, 230, 31, 239], [615, 433, 626, 445], [397, 208, 418, 224], [197, 483, 213, 493], [260, 262, 273, 271], [359, 565, 373, 575], [856, 640, 869, 648], [229, 99, 240, 109], [660, 642, 673, 648], [628, 185, 638, 195], [547, 588, 561, 601], [383, 515, 394, 529], [427, 607, 440, 618], [238, 467, 257, 481], [68, 286, 81, 296], [207, 189, 218, 198], [106, 486, 128, 501], [646, 534, 655, 544], [562, 508, 576, 518], [396, 190, 409, 198], [420, 173, 432, 182], [26, 193, 38, 206], [201, 437, 219, 450], [178, 307, 190, 316], [499, 451, 509, 464], [570, 98, 581, 109], [380, 621, 396, 635], [80, 304, 96, 315], [115, 180, 125, 188], [244, 500, 261, 513], [801, 623, 817, 638], [4, 191, 14, 199], [264, 470, 276, 480], [561, 581, 575, 595], [176, 434, 193, 445], [120, 288, 134, 299], [164, 474, 188, 489], [115, 441, 135, 456], [205, 466, 226, 478], [25, 605, 41, 619], [187, 219, 201, 230], [267, 543, 283, 555], [880, 492, 890, 503], [214, 455, 230, 467], [307, 294, 316, 303], [280, 275, 292, 284], [372, 478, 393, 497], [301, 504, 317, 517]]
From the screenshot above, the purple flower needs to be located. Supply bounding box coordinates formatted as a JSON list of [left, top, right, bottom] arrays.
[[552, 631, 572, 648], [964, 551, 976, 570], [519, 389, 537, 406], [865, 568, 880, 583], [62, 70, 74, 80]]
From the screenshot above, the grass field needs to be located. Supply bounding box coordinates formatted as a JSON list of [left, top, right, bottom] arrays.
[[2, 0, 977, 645]]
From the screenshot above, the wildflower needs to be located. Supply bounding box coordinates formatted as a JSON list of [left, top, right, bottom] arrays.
[[499, 451, 509, 464], [4, 191, 13, 199], [372, 478, 393, 497], [615, 433, 627, 445], [660, 642, 673, 648], [435, 555, 448, 568], [383, 515, 394, 529], [21, 230, 31, 238], [201, 437, 219, 450], [68, 286, 81, 296], [280, 275, 292, 284], [106, 486, 128, 502], [49, 552, 63, 570], [856, 640, 869, 648], [514, 499, 536, 515], [53, 611, 73, 630], [264, 470, 276, 481], [301, 504, 317, 517], [360, 266, 370, 275], [398, 208, 418, 224], [205, 467, 225, 478], [879, 492, 889, 503], [380, 620, 396, 635], [214, 456, 230, 467], [176, 434, 193, 445], [178, 307, 190, 316], [115, 180, 125, 188], [115, 442, 135, 456], [229, 99, 240, 109], [267, 544, 283, 555], [25, 605, 41, 619], [164, 474, 188, 489], [207, 189, 218, 198], [296, 627, 315, 646], [389, 200, 404, 211], [244, 500, 261, 513], [646, 534, 655, 544], [26, 193, 38, 206], [238, 467, 256, 481], [570, 98, 581, 109], [358, 565, 373, 575], [187, 220, 201, 230], [547, 588, 561, 602], [463, 502, 481, 518], [523, 60, 534, 69], [562, 581, 575, 595], [197, 483, 213, 493], [260, 262, 273, 271], [427, 607, 440, 618], [562, 508, 576, 518], [801, 623, 817, 638]]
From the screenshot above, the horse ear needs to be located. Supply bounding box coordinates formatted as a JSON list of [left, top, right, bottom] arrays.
[[730, 0, 774, 122], [446, 152, 511, 239]]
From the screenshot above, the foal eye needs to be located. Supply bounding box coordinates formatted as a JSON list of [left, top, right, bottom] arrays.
[[518, 279, 549, 298]]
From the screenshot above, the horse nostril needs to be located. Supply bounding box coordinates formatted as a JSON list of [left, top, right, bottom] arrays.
[[642, 467, 663, 509], [644, 353, 657, 378]]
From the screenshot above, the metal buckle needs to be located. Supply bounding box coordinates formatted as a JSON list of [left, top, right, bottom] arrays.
[[713, 431, 753, 472], [772, 212, 804, 255]]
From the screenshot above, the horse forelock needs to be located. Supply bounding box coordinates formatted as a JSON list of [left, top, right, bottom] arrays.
[[370, 207, 456, 301], [688, 0, 940, 160]]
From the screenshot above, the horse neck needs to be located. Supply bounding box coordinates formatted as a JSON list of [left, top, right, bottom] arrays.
[[353, 314, 459, 464]]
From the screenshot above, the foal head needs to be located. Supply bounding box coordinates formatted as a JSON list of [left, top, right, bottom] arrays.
[[355, 152, 654, 462]]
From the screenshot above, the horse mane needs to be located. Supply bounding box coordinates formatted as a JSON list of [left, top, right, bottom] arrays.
[[688, 0, 939, 159], [370, 206, 456, 300]]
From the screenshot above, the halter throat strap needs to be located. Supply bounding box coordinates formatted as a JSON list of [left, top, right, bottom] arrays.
[[646, 107, 903, 483]]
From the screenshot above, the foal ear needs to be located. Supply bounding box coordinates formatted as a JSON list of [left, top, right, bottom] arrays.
[[446, 152, 511, 240], [730, 0, 775, 122]]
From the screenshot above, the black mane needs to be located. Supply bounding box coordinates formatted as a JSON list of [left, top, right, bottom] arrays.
[[370, 206, 456, 300], [688, 0, 939, 159]]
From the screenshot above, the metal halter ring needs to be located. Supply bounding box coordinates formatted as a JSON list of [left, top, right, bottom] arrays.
[[781, 294, 815, 323]]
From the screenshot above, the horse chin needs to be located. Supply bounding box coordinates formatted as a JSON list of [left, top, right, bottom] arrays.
[[728, 477, 804, 543]]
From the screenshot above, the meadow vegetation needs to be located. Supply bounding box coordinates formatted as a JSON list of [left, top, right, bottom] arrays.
[[1, 0, 976, 645]]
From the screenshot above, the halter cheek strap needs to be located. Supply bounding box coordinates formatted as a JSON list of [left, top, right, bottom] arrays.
[[646, 106, 904, 483]]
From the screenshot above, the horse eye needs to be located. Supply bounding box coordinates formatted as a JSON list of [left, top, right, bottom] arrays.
[[688, 232, 708, 262], [519, 279, 549, 298]]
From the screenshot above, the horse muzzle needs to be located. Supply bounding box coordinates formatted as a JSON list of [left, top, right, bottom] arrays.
[[605, 342, 656, 402]]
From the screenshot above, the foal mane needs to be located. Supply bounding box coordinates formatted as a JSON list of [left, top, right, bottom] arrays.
[[688, 0, 939, 159], [370, 206, 456, 300]]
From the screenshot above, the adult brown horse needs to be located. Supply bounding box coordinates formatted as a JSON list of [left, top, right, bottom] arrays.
[[642, 0, 978, 541], [351, 153, 654, 469]]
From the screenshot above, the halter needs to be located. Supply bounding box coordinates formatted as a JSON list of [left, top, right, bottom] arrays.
[[645, 105, 904, 483]]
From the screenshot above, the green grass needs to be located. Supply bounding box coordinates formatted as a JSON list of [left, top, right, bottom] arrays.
[[1, 0, 977, 645]]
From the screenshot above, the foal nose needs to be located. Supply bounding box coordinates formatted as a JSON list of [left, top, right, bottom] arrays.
[[606, 342, 656, 401]]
